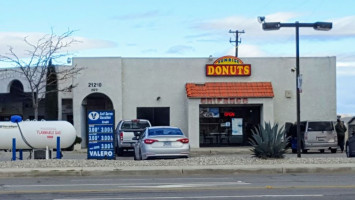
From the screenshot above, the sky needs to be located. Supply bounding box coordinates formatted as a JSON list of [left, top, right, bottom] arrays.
[[0, 0, 354, 116]]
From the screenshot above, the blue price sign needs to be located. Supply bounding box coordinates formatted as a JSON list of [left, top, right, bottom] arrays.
[[87, 110, 115, 159]]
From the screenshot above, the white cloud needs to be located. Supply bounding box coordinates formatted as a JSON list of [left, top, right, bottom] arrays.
[[227, 44, 267, 57], [71, 36, 116, 51], [193, 13, 355, 42], [337, 75, 355, 115], [0, 32, 116, 59], [330, 16, 355, 36], [337, 66, 355, 76], [338, 62, 355, 67], [193, 12, 300, 37]]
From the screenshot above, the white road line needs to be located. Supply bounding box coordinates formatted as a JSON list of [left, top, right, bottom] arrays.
[[3, 181, 249, 188], [70, 177, 238, 182], [3, 183, 130, 187], [54, 194, 324, 200]]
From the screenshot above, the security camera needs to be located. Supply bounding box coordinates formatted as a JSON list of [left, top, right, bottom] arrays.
[[257, 16, 265, 23]]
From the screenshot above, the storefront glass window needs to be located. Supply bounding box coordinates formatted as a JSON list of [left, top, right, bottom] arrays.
[[199, 105, 261, 147]]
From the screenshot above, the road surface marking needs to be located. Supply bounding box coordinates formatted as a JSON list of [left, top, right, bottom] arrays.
[[54, 194, 324, 200]]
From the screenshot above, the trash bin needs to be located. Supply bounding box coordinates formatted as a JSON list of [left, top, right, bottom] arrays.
[[346, 133, 355, 157]]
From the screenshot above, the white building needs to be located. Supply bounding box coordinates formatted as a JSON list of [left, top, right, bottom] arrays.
[[0, 56, 337, 149]]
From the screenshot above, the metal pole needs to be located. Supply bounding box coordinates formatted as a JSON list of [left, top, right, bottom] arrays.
[[235, 32, 238, 57], [19, 150, 23, 160], [46, 146, 50, 160], [56, 136, 61, 159], [12, 138, 16, 161], [229, 30, 244, 57], [295, 22, 301, 158]]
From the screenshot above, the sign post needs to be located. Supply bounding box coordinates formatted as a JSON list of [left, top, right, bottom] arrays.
[[87, 110, 115, 160]]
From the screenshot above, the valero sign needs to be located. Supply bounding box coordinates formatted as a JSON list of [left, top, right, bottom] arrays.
[[206, 56, 251, 76]]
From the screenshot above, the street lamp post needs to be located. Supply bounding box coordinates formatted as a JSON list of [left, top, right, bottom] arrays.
[[258, 17, 332, 158]]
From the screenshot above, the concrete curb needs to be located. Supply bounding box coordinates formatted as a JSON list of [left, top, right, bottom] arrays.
[[1, 164, 355, 177]]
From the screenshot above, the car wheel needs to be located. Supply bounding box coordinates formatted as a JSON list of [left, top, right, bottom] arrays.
[[302, 149, 308, 153], [291, 149, 297, 154], [331, 148, 337, 153], [319, 149, 325, 153], [133, 150, 138, 160], [139, 149, 144, 160]]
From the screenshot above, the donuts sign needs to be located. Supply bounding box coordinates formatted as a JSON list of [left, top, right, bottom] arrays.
[[206, 56, 251, 76]]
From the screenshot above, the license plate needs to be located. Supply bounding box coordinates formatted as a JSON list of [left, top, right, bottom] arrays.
[[163, 141, 171, 147]]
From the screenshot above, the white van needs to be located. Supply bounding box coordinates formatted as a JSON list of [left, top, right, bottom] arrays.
[[289, 121, 338, 153]]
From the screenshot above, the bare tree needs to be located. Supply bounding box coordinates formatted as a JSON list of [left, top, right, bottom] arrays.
[[0, 29, 83, 120]]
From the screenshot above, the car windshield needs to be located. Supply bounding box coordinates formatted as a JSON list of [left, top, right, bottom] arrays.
[[148, 128, 183, 136], [307, 122, 333, 131], [121, 121, 150, 129]]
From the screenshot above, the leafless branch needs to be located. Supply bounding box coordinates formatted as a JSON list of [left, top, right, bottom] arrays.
[[0, 29, 82, 119]]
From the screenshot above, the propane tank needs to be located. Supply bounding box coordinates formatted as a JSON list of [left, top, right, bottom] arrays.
[[0, 116, 77, 150]]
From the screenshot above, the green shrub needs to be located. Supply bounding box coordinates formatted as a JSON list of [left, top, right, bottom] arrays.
[[249, 122, 289, 159]]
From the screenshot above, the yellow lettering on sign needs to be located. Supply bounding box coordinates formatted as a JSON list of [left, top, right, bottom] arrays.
[[244, 65, 250, 75], [215, 66, 222, 75], [237, 66, 244, 75], [205, 64, 251, 76], [222, 66, 228, 75], [230, 66, 237, 75], [207, 65, 214, 75]]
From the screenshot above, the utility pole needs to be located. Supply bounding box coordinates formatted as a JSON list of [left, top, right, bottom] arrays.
[[229, 30, 245, 57]]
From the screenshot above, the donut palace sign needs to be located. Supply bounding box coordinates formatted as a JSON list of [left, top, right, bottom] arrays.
[[206, 56, 251, 76]]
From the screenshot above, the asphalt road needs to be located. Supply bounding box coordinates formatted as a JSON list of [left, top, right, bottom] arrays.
[[1, 173, 355, 200]]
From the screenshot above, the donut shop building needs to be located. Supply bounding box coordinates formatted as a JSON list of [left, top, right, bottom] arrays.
[[0, 55, 337, 149], [68, 55, 336, 149]]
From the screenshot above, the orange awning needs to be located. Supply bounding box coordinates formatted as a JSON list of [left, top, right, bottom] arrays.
[[186, 82, 274, 98]]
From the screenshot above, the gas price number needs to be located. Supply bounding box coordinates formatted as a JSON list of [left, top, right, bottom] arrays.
[[88, 134, 113, 141], [88, 126, 113, 134], [100, 142, 114, 150]]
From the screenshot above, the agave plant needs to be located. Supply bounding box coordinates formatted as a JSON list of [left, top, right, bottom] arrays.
[[249, 122, 289, 159]]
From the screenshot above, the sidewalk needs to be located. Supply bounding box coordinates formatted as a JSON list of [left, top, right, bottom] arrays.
[[0, 147, 354, 178], [1, 163, 354, 178]]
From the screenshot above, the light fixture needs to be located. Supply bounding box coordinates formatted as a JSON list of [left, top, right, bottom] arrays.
[[313, 22, 332, 31], [262, 22, 281, 31]]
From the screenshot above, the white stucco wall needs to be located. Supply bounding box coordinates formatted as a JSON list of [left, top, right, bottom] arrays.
[[71, 57, 123, 145], [0, 56, 336, 149]]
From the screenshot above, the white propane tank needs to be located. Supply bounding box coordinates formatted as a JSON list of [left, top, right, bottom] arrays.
[[0, 120, 77, 150]]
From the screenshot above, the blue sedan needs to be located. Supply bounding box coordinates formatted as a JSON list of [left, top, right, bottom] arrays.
[[133, 126, 190, 160]]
